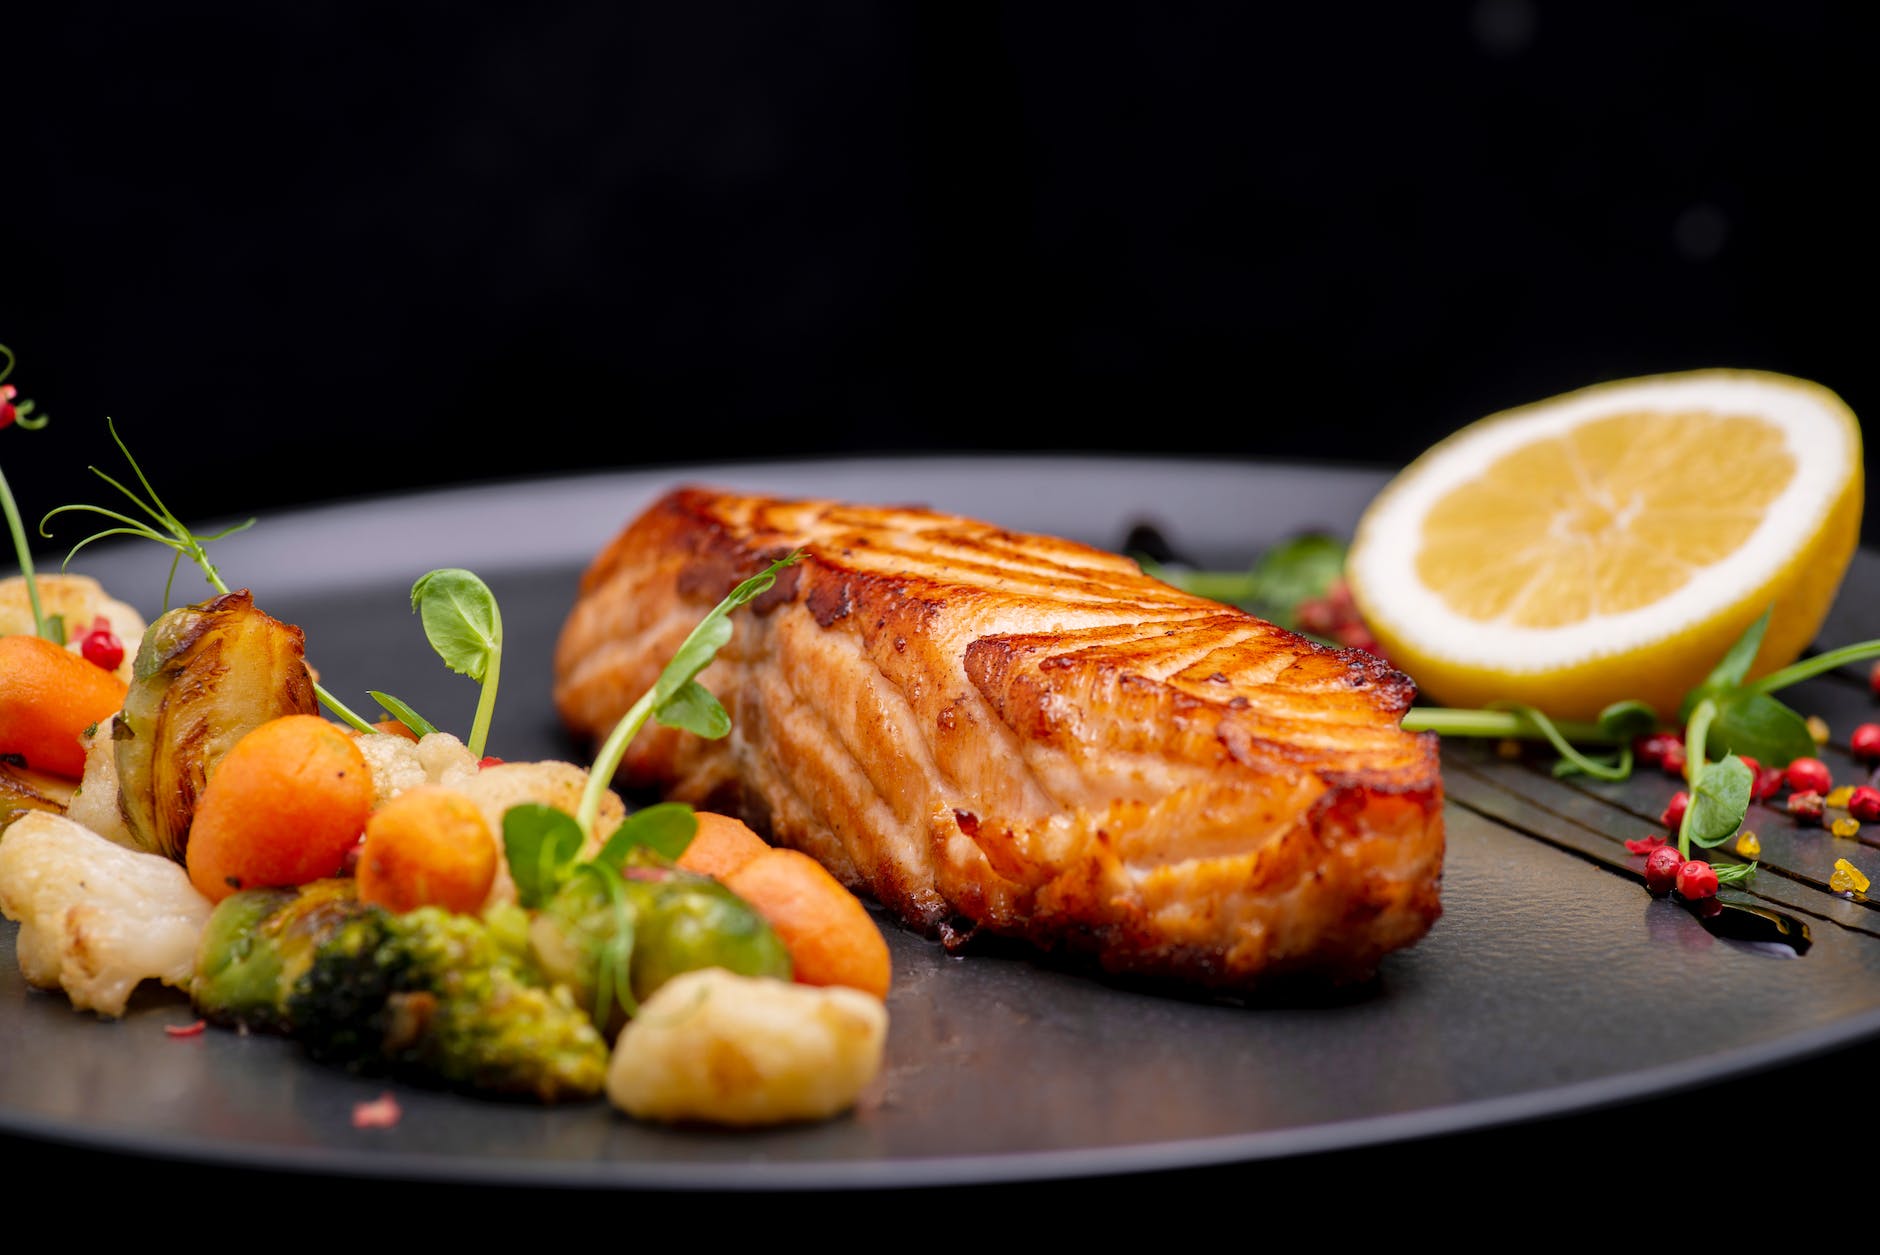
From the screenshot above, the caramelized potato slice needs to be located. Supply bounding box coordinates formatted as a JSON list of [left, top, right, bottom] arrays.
[[114, 590, 318, 862]]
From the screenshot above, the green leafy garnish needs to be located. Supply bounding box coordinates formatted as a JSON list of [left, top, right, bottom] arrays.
[[574, 551, 802, 834], [41, 417, 256, 612], [409, 568, 503, 758], [503, 552, 793, 916], [367, 690, 439, 739], [1712, 863, 1759, 887], [595, 803, 699, 870], [37, 419, 376, 734], [1408, 603, 1880, 861], [503, 802, 587, 910], [1681, 754, 1754, 852], [1, 344, 59, 642], [572, 861, 639, 1026]]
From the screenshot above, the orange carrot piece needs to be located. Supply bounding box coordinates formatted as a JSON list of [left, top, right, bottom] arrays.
[[675, 811, 772, 882], [0, 634, 128, 778], [186, 714, 374, 902], [723, 848, 892, 999], [356, 785, 497, 915]]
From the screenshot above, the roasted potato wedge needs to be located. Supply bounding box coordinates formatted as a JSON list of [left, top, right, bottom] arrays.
[[114, 590, 318, 862]]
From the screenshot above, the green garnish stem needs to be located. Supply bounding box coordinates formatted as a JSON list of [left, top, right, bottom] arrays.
[[576, 688, 656, 836], [466, 602, 503, 759], [1677, 696, 1718, 859], [0, 464, 52, 640], [1748, 640, 1880, 695], [1400, 708, 1614, 743]]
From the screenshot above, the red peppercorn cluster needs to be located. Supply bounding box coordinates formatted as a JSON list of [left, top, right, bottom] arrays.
[[1642, 844, 1719, 900]]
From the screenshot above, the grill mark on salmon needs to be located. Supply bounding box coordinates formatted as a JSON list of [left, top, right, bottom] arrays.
[[555, 487, 1444, 988]]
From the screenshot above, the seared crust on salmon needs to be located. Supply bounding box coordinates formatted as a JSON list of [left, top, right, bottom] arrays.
[[555, 488, 1443, 989]]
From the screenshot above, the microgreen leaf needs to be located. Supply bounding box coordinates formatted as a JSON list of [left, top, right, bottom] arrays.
[[1706, 690, 1816, 769], [1597, 700, 1659, 743], [410, 569, 500, 680], [367, 690, 439, 739], [595, 803, 699, 870], [1683, 754, 1753, 850], [575, 552, 803, 835], [657, 679, 731, 739], [409, 568, 503, 758], [503, 802, 587, 909], [1712, 862, 1758, 887]]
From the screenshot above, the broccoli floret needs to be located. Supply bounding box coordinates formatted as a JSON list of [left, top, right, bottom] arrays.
[[286, 904, 608, 1103], [195, 879, 607, 1102]]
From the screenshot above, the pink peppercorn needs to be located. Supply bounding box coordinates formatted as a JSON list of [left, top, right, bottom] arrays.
[[1787, 757, 1834, 795], [1677, 860, 1720, 900], [1850, 787, 1880, 824], [1660, 791, 1690, 830], [1752, 767, 1786, 802], [1852, 723, 1880, 762], [1644, 845, 1685, 896], [1789, 790, 1826, 823], [78, 616, 124, 673], [1636, 732, 1682, 769]]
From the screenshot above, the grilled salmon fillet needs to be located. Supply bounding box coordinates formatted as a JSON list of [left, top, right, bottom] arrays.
[[555, 488, 1443, 989]]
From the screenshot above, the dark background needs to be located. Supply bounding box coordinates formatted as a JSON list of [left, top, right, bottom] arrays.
[[3, 0, 1875, 1204], [2, 1, 1873, 543]]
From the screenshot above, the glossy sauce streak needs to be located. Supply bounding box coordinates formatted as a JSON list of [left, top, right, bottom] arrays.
[[1684, 895, 1812, 956]]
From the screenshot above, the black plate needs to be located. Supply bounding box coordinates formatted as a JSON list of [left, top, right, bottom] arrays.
[[6, 455, 1880, 1189]]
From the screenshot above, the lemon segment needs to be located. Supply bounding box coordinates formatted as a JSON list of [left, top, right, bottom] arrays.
[[1347, 370, 1863, 721]]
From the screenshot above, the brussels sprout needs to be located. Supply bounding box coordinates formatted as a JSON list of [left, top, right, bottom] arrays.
[[630, 873, 793, 1003], [531, 867, 790, 1037], [191, 880, 369, 1031], [115, 590, 317, 861]]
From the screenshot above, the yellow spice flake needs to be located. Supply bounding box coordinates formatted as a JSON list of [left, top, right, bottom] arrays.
[[1735, 831, 1762, 858], [1827, 785, 1856, 808], [1831, 816, 1862, 839], [1831, 858, 1871, 895], [1808, 715, 1831, 745]]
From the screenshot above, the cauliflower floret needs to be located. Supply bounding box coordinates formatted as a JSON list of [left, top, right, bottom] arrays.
[[0, 811, 213, 1017], [607, 968, 888, 1126], [0, 574, 146, 683], [444, 760, 625, 909], [63, 716, 136, 848], [355, 730, 479, 809]]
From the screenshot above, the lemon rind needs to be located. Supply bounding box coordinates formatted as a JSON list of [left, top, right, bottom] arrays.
[[1347, 369, 1862, 672]]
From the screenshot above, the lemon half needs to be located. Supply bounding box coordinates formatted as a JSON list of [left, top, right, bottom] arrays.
[[1346, 370, 1863, 720]]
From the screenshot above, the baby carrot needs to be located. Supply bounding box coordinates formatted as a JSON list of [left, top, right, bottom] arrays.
[[723, 848, 892, 1000], [675, 811, 772, 881], [0, 633, 128, 778], [356, 785, 497, 915], [186, 715, 374, 902]]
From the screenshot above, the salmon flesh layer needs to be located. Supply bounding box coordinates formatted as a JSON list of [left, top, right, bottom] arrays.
[[554, 488, 1444, 989]]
